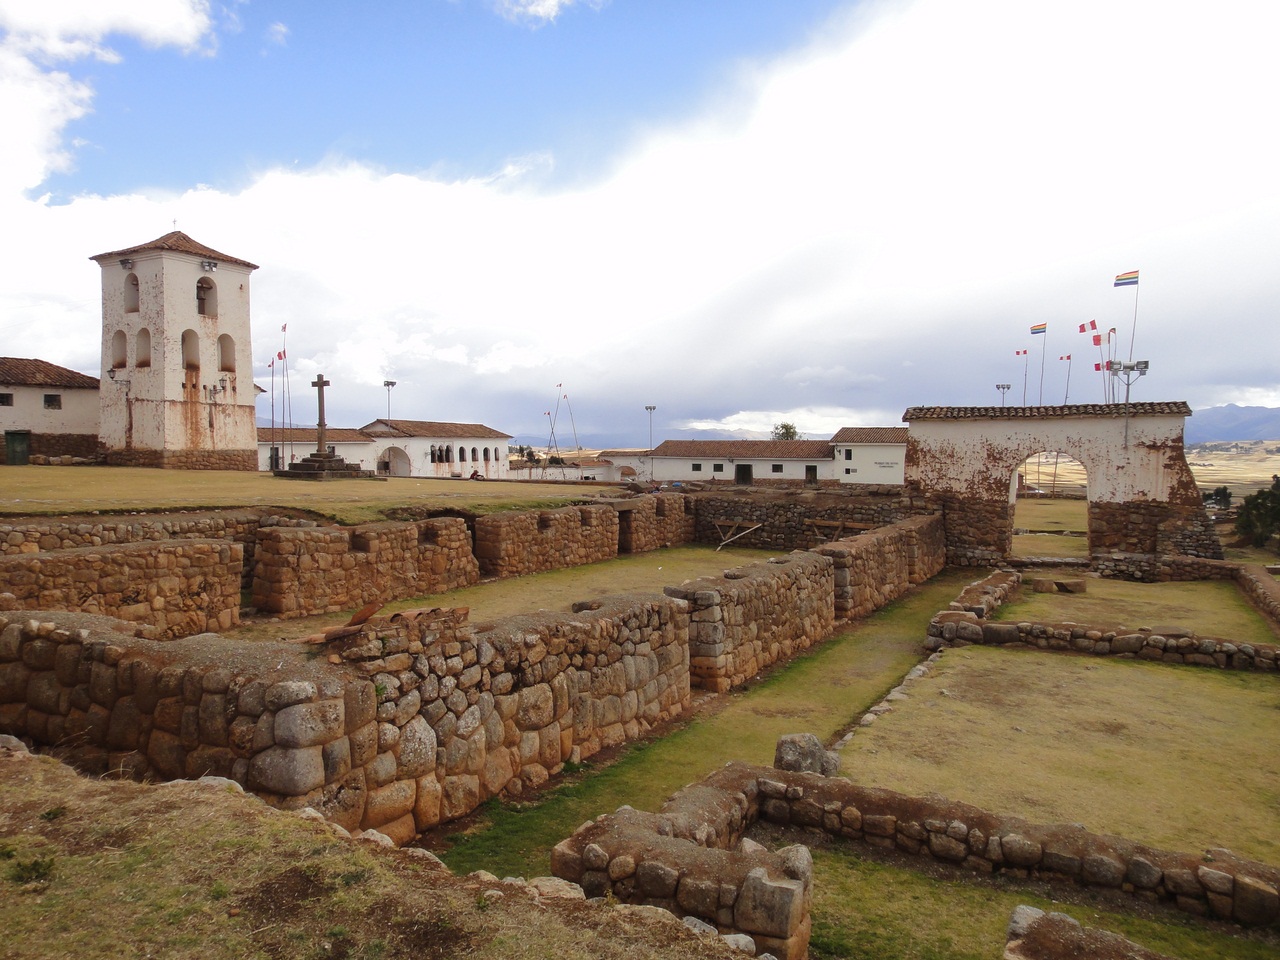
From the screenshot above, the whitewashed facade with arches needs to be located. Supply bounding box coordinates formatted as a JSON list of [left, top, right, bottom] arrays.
[[359, 419, 511, 479]]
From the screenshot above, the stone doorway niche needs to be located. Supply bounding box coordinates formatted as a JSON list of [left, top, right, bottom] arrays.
[[903, 403, 1215, 567]]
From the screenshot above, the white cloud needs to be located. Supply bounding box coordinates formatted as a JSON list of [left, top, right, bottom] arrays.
[[265, 21, 288, 47], [0, 1, 213, 57], [494, 0, 607, 26], [1, 0, 1278, 443]]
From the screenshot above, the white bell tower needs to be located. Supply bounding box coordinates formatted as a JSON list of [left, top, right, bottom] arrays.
[[90, 232, 258, 469]]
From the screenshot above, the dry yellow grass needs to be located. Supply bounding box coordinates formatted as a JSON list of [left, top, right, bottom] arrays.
[[841, 645, 1280, 864], [0, 465, 611, 524]]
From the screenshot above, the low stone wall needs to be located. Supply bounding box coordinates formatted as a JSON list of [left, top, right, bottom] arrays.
[[473, 505, 619, 578], [1235, 563, 1280, 625], [931, 610, 1278, 671], [0, 541, 243, 637], [615, 493, 696, 553], [0, 509, 268, 559], [0, 599, 689, 845], [17, 432, 100, 460], [691, 492, 927, 552], [251, 518, 478, 618], [666, 552, 834, 693], [926, 568, 1280, 672], [814, 515, 945, 620], [751, 765, 1280, 929], [552, 762, 813, 960], [102, 448, 258, 470]]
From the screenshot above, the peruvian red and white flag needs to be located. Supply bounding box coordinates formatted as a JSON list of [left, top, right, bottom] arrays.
[[1078, 320, 1097, 333], [1059, 354, 1071, 361], [1015, 349, 1028, 356]]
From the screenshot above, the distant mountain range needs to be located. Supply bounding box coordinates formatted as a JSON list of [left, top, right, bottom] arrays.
[[1186, 405, 1280, 444]]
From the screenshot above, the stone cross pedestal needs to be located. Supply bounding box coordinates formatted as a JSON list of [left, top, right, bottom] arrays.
[[273, 372, 376, 481]]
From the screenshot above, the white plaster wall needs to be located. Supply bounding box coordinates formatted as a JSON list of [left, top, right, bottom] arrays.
[[0, 385, 99, 434], [834, 443, 905, 484], [255, 439, 373, 471], [906, 413, 1193, 503], [652, 457, 833, 483]]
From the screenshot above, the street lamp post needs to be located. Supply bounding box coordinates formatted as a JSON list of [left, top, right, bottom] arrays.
[[1108, 361, 1149, 447], [645, 405, 656, 481], [996, 384, 1012, 407], [383, 380, 397, 421]]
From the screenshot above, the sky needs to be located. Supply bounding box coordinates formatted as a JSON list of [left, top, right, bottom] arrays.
[[1, 0, 1278, 449]]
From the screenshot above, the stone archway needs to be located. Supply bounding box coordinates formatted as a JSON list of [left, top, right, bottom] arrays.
[[903, 402, 1219, 570], [384, 446, 411, 477]]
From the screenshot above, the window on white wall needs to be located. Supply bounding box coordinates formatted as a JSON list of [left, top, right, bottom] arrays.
[[124, 273, 140, 313], [771, 464, 784, 473], [713, 463, 724, 473], [44, 394, 62, 410], [181, 329, 200, 370], [111, 329, 127, 369], [136, 328, 152, 368], [196, 278, 217, 316], [0, 394, 12, 406], [218, 334, 236, 373], [691, 463, 702, 471]]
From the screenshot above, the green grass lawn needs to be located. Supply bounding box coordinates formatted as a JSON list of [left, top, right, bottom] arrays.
[[994, 574, 1280, 644]]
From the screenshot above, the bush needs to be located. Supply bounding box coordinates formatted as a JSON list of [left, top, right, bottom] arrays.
[[1235, 475, 1280, 549]]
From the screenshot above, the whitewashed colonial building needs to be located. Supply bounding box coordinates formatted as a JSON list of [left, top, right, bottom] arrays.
[[592, 429, 908, 486], [359, 419, 512, 478], [0, 358, 100, 464]]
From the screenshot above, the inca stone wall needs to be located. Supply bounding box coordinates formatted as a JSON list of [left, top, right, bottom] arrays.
[[0, 598, 689, 845], [615, 493, 696, 553], [473, 504, 620, 578], [936, 496, 1015, 566], [692, 492, 931, 552], [103, 448, 258, 470], [5, 432, 100, 460], [552, 761, 814, 960], [0, 541, 242, 637], [0, 510, 270, 591], [250, 518, 478, 618], [814, 515, 945, 620], [665, 552, 835, 693]]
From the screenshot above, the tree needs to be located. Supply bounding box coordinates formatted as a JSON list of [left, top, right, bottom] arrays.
[[1235, 475, 1280, 550], [771, 422, 799, 441], [1203, 486, 1232, 510], [524, 448, 539, 464]]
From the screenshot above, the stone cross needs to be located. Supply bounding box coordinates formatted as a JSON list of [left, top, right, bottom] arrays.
[[312, 374, 331, 455]]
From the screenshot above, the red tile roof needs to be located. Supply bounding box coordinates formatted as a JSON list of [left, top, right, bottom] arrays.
[[0, 358, 99, 389], [651, 439, 833, 459], [830, 426, 908, 444], [359, 419, 512, 440], [256, 428, 373, 444], [89, 231, 259, 270], [903, 402, 1192, 420]]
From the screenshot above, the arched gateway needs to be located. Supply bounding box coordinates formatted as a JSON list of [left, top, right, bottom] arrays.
[[903, 403, 1221, 568]]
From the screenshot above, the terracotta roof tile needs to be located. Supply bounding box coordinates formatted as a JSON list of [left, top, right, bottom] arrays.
[[902, 402, 1193, 421], [359, 419, 512, 440], [651, 439, 833, 459], [0, 358, 99, 389], [830, 426, 908, 444], [89, 231, 259, 270], [257, 428, 373, 444]]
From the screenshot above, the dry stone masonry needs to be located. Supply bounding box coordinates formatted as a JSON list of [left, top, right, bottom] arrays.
[[0, 540, 242, 637], [251, 517, 477, 617], [473, 504, 620, 578]]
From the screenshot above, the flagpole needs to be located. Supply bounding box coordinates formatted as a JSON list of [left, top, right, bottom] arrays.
[[1127, 282, 1140, 361], [270, 357, 276, 470], [1022, 352, 1028, 405], [1038, 333, 1046, 405], [1063, 355, 1072, 404]]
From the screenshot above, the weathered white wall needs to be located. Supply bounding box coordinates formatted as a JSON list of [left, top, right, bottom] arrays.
[[834, 442, 905, 484], [652, 457, 829, 483], [0, 385, 99, 435], [906, 410, 1198, 503]]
